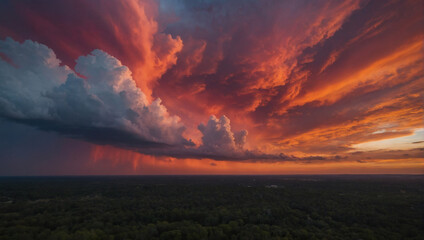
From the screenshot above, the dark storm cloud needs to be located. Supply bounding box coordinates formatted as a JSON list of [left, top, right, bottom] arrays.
[[1, 38, 329, 161], [2, 117, 170, 149], [0, 0, 422, 166], [0, 38, 190, 149]]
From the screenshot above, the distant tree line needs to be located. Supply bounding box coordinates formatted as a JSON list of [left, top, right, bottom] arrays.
[[0, 176, 422, 240]]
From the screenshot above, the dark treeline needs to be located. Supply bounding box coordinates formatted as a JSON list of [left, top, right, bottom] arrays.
[[0, 175, 423, 240]]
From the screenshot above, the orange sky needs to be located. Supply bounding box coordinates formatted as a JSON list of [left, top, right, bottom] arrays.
[[0, 0, 423, 175]]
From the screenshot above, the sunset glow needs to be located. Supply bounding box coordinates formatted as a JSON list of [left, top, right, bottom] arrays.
[[0, 0, 423, 175]]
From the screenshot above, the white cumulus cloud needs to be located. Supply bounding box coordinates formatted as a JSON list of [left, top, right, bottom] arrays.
[[0, 38, 189, 147], [0, 37, 329, 162], [198, 115, 248, 155]]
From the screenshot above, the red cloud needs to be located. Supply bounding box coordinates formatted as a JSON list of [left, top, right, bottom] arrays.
[[0, 0, 423, 174]]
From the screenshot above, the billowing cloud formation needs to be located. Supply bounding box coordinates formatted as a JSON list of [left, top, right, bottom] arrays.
[[0, 0, 183, 100], [0, 38, 329, 161], [0, 0, 423, 174], [0, 38, 291, 160], [198, 115, 247, 154], [0, 38, 189, 148]]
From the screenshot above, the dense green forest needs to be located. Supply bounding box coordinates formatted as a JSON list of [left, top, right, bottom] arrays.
[[0, 175, 423, 240]]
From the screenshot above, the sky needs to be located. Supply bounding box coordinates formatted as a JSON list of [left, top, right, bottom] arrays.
[[0, 0, 423, 175]]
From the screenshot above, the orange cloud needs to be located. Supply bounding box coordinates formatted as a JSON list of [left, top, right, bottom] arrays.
[[0, 0, 182, 101], [89, 145, 424, 174], [0, 0, 423, 174]]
